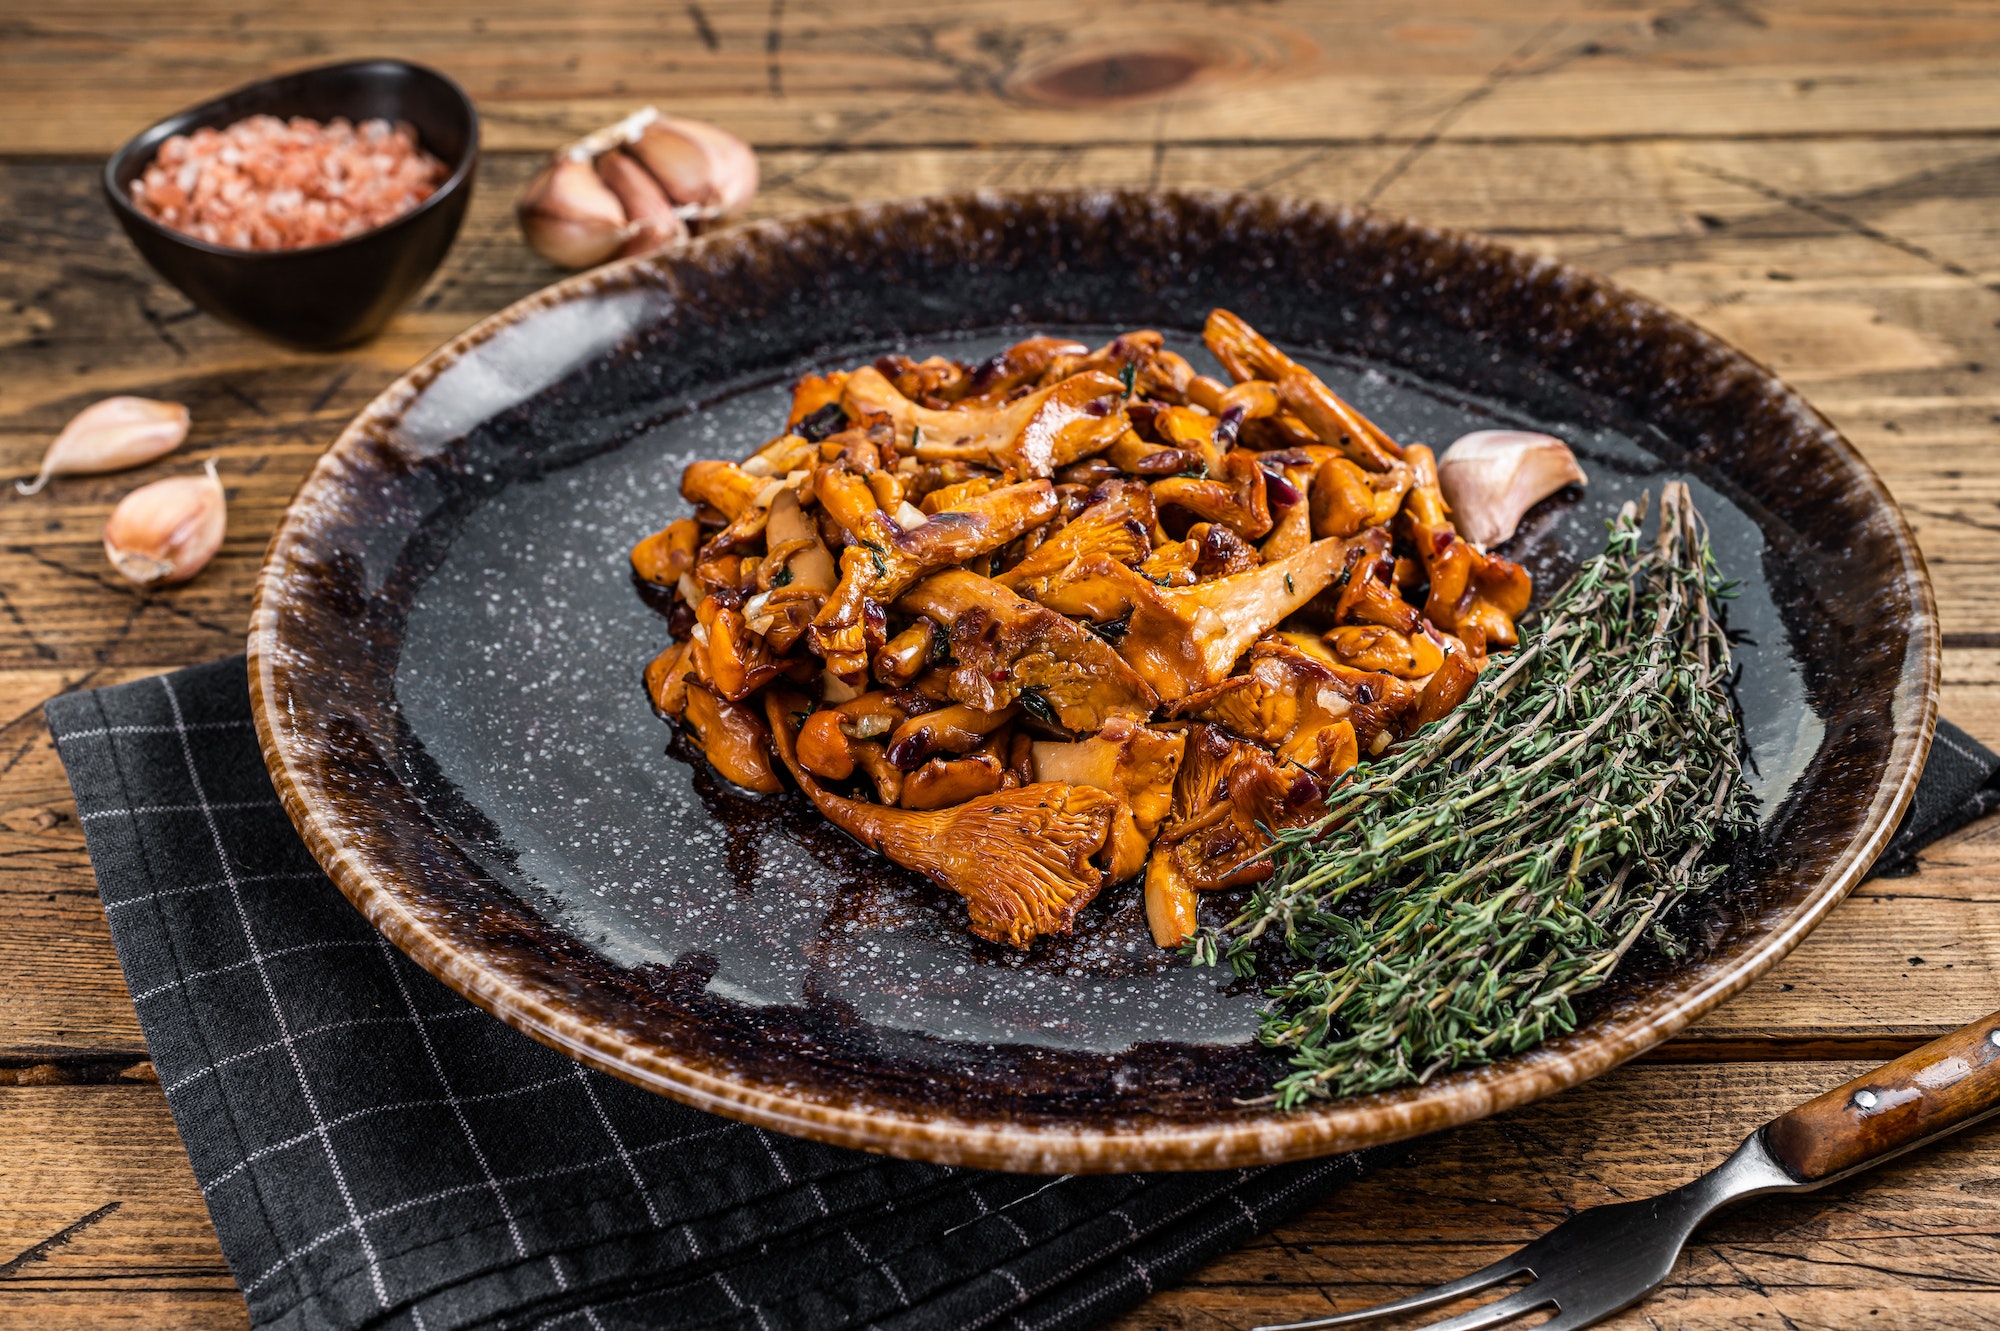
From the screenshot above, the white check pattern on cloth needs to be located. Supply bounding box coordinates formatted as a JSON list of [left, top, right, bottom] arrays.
[[48, 657, 1380, 1331]]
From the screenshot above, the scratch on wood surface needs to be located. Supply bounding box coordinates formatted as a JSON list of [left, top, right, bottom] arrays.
[[1359, 18, 1570, 205], [134, 300, 187, 360], [220, 382, 270, 419], [1681, 158, 1987, 285], [306, 368, 355, 416], [686, 2, 719, 52], [766, 0, 785, 99], [4, 544, 241, 643], [759, 94, 935, 193], [0, 1201, 121, 1279], [0, 582, 58, 662], [1239, 17, 1576, 198]]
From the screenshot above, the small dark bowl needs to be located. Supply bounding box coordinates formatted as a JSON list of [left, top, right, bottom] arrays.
[[103, 60, 478, 350]]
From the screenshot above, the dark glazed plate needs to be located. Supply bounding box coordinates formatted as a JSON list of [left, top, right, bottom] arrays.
[[249, 192, 1937, 1172]]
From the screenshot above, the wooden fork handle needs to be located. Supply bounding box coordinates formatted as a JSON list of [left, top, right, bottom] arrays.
[[1762, 1010, 2000, 1183]]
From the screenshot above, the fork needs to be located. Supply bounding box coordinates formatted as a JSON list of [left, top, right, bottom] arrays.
[[1255, 1008, 2000, 1331]]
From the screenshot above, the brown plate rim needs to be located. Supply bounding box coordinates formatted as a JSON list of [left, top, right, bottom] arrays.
[[248, 188, 1940, 1172]]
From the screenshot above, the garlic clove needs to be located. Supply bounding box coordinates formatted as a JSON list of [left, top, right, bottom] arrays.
[[596, 148, 691, 259], [103, 459, 226, 588], [18, 396, 190, 496], [516, 156, 635, 270], [1437, 430, 1587, 549], [628, 116, 758, 219]]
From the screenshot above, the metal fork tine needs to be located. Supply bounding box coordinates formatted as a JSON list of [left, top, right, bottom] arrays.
[[1248, 1250, 1536, 1331], [1400, 1284, 1558, 1331], [1526, 1303, 1612, 1331]]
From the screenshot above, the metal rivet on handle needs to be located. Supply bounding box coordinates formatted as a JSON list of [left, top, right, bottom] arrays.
[[1852, 1089, 1879, 1110], [1990, 1029, 2000, 1049]]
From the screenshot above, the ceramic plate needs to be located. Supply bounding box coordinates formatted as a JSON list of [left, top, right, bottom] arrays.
[[249, 191, 1937, 1172]]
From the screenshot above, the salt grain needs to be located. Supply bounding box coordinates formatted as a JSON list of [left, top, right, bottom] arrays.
[[131, 114, 448, 250]]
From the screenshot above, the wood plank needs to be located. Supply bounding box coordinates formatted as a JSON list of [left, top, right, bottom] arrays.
[[5, 1062, 1996, 1329], [1114, 1059, 2000, 1330], [6, 2, 2000, 156], [0, 1085, 242, 1330], [0, 668, 168, 1060]]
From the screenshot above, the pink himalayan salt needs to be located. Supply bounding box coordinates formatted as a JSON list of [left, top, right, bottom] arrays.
[[130, 114, 448, 251]]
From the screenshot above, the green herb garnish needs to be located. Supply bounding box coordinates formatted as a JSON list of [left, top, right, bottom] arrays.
[[1194, 485, 1756, 1105], [1088, 612, 1133, 644], [795, 402, 848, 443], [1017, 685, 1059, 728]]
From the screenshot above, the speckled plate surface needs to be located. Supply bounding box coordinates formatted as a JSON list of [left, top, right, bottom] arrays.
[[249, 191, 1937, 1172]]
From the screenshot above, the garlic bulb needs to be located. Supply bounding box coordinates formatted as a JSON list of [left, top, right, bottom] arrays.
[[628, 116, 758, 220], [1437, 431, 1586, 549], [595, 148, 690, 258], [515, 106, 757, 270], [103, 459, 226, 588], [17, 396, 189, 496], [516, 156, 635, 270]]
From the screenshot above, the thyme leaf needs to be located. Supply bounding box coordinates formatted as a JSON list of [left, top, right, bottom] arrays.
[[1088, 612, 1134, 644], [1017, 685, 1059, 728], [1194, 484, 1758, 1106]]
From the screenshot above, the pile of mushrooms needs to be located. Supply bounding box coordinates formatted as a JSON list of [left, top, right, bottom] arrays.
[[635, 310, 1580, 950]]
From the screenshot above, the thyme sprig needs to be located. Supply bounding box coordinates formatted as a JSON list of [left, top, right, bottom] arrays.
[[1192, 483, 1758, 1106]]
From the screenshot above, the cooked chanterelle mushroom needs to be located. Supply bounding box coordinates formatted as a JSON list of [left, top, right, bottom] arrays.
[[629, 318, 1555, 948]]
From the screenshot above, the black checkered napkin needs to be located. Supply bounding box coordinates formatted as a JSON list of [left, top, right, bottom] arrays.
[[47, 657, 1389, 1331]]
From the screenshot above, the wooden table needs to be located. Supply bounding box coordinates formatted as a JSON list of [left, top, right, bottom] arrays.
[[4, 4, 1999, 1326]]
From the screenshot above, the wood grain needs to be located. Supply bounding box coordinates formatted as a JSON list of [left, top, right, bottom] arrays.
[[6, 1064, 1998, 1330], [1107, 1060, 2000, 1331], [5, 1, 2000, 1326], [1764, 1012, 2000, 1183], [7, 2, 2000, 155]]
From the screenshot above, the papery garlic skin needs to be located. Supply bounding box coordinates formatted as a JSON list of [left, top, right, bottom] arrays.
[[516, 157, 635, 270], [596, 148, 691, 259], [1437, 430, 1586, 549], [515, 107, 758, 270], [104, 459, 227, 588], [628, 116, 758, 219], [18, 396, 190, 496]]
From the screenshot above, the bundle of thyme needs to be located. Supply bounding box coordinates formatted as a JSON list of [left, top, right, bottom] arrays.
[[1192, 483, 1758, 1106]]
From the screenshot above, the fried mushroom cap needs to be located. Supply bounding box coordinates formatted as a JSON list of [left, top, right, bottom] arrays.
[[993, 490, 1153, 595], [684, 684, 783, 793], [1118, 536, 1350, 702], [842, 366, 1128, 478], [1029, 718, 1187, 839], [896, 570, 1159, 732], [1148, 723, 1327, 894], [1403, 445, 1533, 647], [1203, 309, 1404, 472], [767, 691, 1117, 948], [810, 477, 1058, 680]]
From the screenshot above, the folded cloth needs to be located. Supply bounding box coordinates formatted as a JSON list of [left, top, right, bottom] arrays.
[[48, 657, 1393, 1331], [1871, 717, 2000, 876]]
